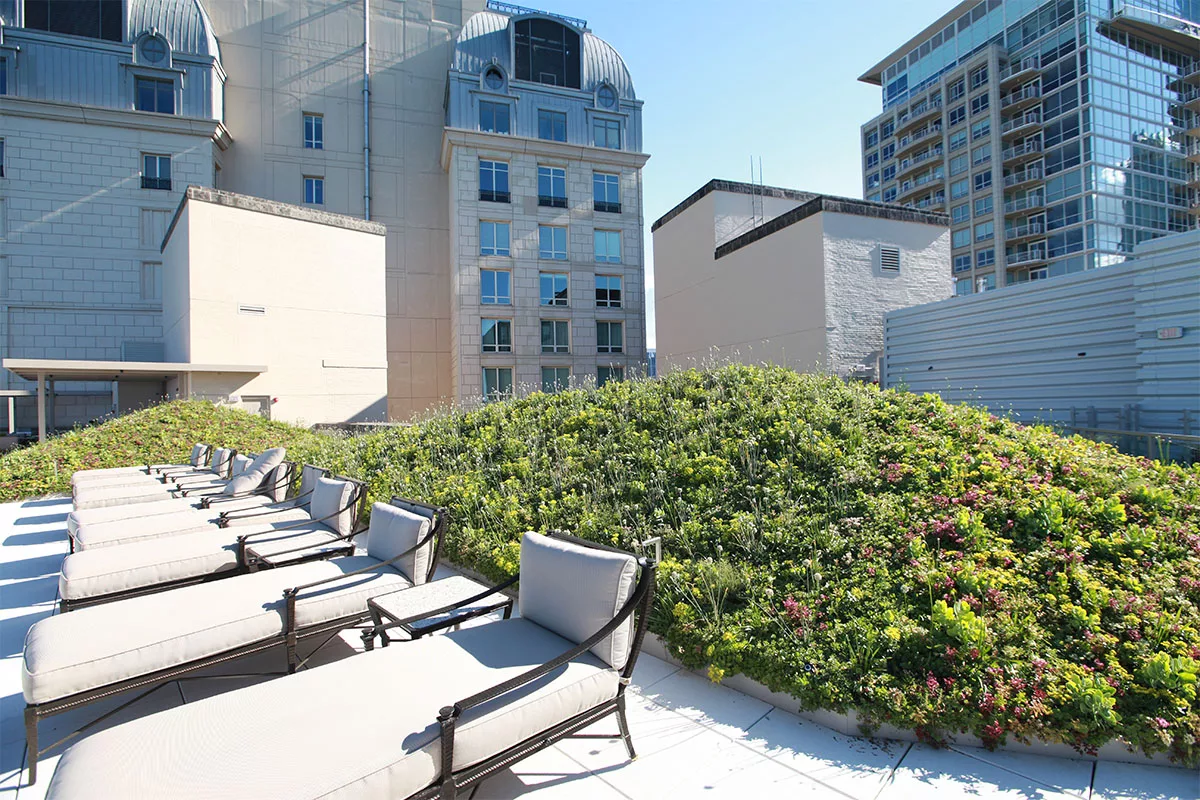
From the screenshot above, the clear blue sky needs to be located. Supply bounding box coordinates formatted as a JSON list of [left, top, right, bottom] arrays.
[[543, 0, 956, 345]]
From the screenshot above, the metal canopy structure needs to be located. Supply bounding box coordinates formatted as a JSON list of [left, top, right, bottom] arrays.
[[1, 359, 267, 442]]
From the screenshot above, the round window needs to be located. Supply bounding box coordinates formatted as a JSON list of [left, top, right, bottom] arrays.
[[140, 36, 167, 64], [484, 68, 504, 91], [597, 85, 616, 108]]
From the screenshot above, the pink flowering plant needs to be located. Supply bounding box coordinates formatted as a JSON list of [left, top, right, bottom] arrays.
[[2, 365, 1196, 764]]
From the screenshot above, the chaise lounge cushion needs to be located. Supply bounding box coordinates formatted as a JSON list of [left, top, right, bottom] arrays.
[[309, 477, 357, 537], [72, 510, 213, 550], [518, 531, 638, 670], [73, 481, 172, 510], [44, 618, 617, 800], [25, 555, 413, 705], [67, 491, 278, 537], [223, 448, 286, 495], [364, 502, 434, 585]]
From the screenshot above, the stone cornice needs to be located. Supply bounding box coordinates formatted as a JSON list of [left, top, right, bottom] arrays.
[[0, 96, 232, 150], [440, 127, 650, 172]]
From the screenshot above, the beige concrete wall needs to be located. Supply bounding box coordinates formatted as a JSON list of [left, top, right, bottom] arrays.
[[202, 0, 486, 420], [162, 193, 388, 424], [653, 192, 826, 373]]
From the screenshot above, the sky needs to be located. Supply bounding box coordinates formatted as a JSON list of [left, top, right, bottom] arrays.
[[539, 0, 957, 346]]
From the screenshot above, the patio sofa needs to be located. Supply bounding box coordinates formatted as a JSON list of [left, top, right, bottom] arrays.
[[41, 531, 655, 799], [23, 497, 449, 784]]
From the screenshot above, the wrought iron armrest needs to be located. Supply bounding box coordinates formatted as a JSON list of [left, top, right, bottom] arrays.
[[174, 483, 226, 498], [217, 490, 313, 519], [369, 575, 518, 639], [238, 523, 359, 566], [216, 503, 300, 528]]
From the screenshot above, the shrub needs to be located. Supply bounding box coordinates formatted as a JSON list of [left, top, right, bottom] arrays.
[[2, 366, 1197, 764]]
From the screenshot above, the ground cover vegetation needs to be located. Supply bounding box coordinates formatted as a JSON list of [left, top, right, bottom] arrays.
[[1, 365, 1196, 764]]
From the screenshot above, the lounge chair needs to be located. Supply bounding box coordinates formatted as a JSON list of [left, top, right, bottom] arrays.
[[40, 531, 655, 799], [72, 447, 248, 510], [68, 444, 213, 482], [58, 475, 368, 610], [70, 446, 235, 490], [23, 497, 449, 784], [64, 461, 312, 540]]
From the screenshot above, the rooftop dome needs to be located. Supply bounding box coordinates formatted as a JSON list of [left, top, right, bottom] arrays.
[[454, 10, 635, 101], [127, 0, 220, 60]]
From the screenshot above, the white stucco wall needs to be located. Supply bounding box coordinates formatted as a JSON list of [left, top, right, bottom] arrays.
[[162, 190, 388, 424]]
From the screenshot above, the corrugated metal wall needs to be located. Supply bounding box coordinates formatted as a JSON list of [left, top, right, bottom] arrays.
[[884, 232, 1199, 435]]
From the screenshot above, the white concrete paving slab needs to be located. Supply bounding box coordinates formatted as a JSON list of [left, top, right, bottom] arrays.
[[0, 496, 1196, 800]]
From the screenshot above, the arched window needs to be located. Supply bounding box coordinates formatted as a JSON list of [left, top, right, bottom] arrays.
[[513, 18, 580, 89]]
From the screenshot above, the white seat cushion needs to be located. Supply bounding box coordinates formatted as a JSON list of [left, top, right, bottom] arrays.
[[243, 523, 349, 564], [67, 493, 278, 536], [25, 555, 412, 705], [44, 619, 618, 800], [73, 482, 172, 510], [72, 510, 213, 550], [70, 471, 160, 490]]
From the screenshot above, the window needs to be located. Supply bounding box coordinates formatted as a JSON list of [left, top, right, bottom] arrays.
[[865, 152, 879, 169], [882, 187, 897, 202], [1029, 266, 1048, 281], [141, 154, 172, 190], [974, 196, 993, 216], [949, 155, 968, 176], [594, 230, 621, 263], [955, 277, 972, 296], [594, 172, 620, 213], [974, 220, 994, 242], [481, 269, 511, 305], [948, 79, 964, 100], [596, 275, 622, 308], [303, 113, 323, 149], [140, 262, 162, 301], [482, 367, 513, 402], [0, 138, 5, 178], [542, 367, 570, 393], [541, 320, 569, 353], [0, 58, 7, 96], [538, 110, 567, 142], [514, 18, 580, 89], [882, 164, 896, 183], [951, 204, 969, 224], [597, 321, 623, 354], [24, 0, 122, 41], [593, 118, 620, 149], [480, 221, 511, 257], [950, 178, 969, 199], [538, 166, 567, 208], [952, 228, 971, 248], [948, 105, 966, 126], [880, 120, 894, 139], [303, 176, 323, 204], [135, 77, 174, 114], [866, 173, 881, 190], [973, 169, 992, 191], [881, 142, 895, 161], [976, 248, 995, 267], [970, 118, 990, 140], [480, 101, 510, 134], [970, 65, 988, 89], [480, 160, 510, 203], [864, 129, 879, 148], [540, 272, 568, 306], [949, 130, 967, 150], [970, 93, 989, 115], [597, 366, 624, 387], [954, 254, 972, 272], [481, 319, 512, 353], [879, 246, 900, 272], [539, 225, 567, 260], [971, 143, 991, 166]]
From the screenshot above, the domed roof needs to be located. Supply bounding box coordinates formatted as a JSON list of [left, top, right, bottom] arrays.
[[454, 10, 635, 101], [127, 0, 220, 61]]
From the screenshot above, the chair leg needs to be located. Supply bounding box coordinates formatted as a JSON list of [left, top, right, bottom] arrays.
[[616, 694, 636, 761], [25, 705, 38, 785]]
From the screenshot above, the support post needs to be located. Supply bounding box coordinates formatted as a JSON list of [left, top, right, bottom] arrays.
[[7, 396, 14, 435], [36, 373, 46, 443]]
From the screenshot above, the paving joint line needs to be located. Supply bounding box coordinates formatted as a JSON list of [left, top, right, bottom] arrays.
[[947, 743, 1094, 798]]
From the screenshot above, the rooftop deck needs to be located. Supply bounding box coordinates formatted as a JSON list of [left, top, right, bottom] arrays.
[[1, 498, 1195, 799]]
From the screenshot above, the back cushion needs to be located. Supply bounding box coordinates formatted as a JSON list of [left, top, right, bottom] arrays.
[[365, 502, 435, 585], [209, 448, 234, 477], [223, 448, 287, 496], [190, 444, 208, 467], [267, 463, 292, 502], [518, 532, 638, 670], [297, 465, 327, 503], [309, 477, 356, 537], [231, 455, 253, 477]]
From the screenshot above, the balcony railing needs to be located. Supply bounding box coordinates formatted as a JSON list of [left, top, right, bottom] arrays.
[[1005, 221, 1045, 239], [1002, 140, 1043, 161], [594, 201, 621, 214], [1000, 56, 1040, 84], [538, 195, 568, 209], [1003, 163, 1044, 187], [480, 189, 511, 203], [1001, 82, 1042, 108], [896, 124, 943, 152], [1001, 111, 1042, 135], [1006, 247, 1048, 267], [141, 177, 171, 190], [1004, 193, 1045, 214], [911, 193, 946, 210], [1180, 85, 1200, 105], [896, 98, 944, 128]]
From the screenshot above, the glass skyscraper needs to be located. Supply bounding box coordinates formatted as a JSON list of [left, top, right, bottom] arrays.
[[859, 0, 1198, 295]]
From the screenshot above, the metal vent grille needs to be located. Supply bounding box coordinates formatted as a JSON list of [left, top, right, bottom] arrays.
[[238, 304, 266, 316], [880, 246, 901, 272], [122, 341, 165, 362]]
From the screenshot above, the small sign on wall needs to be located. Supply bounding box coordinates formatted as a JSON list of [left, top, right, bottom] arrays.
[[1157, 327, 1184, 340]]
